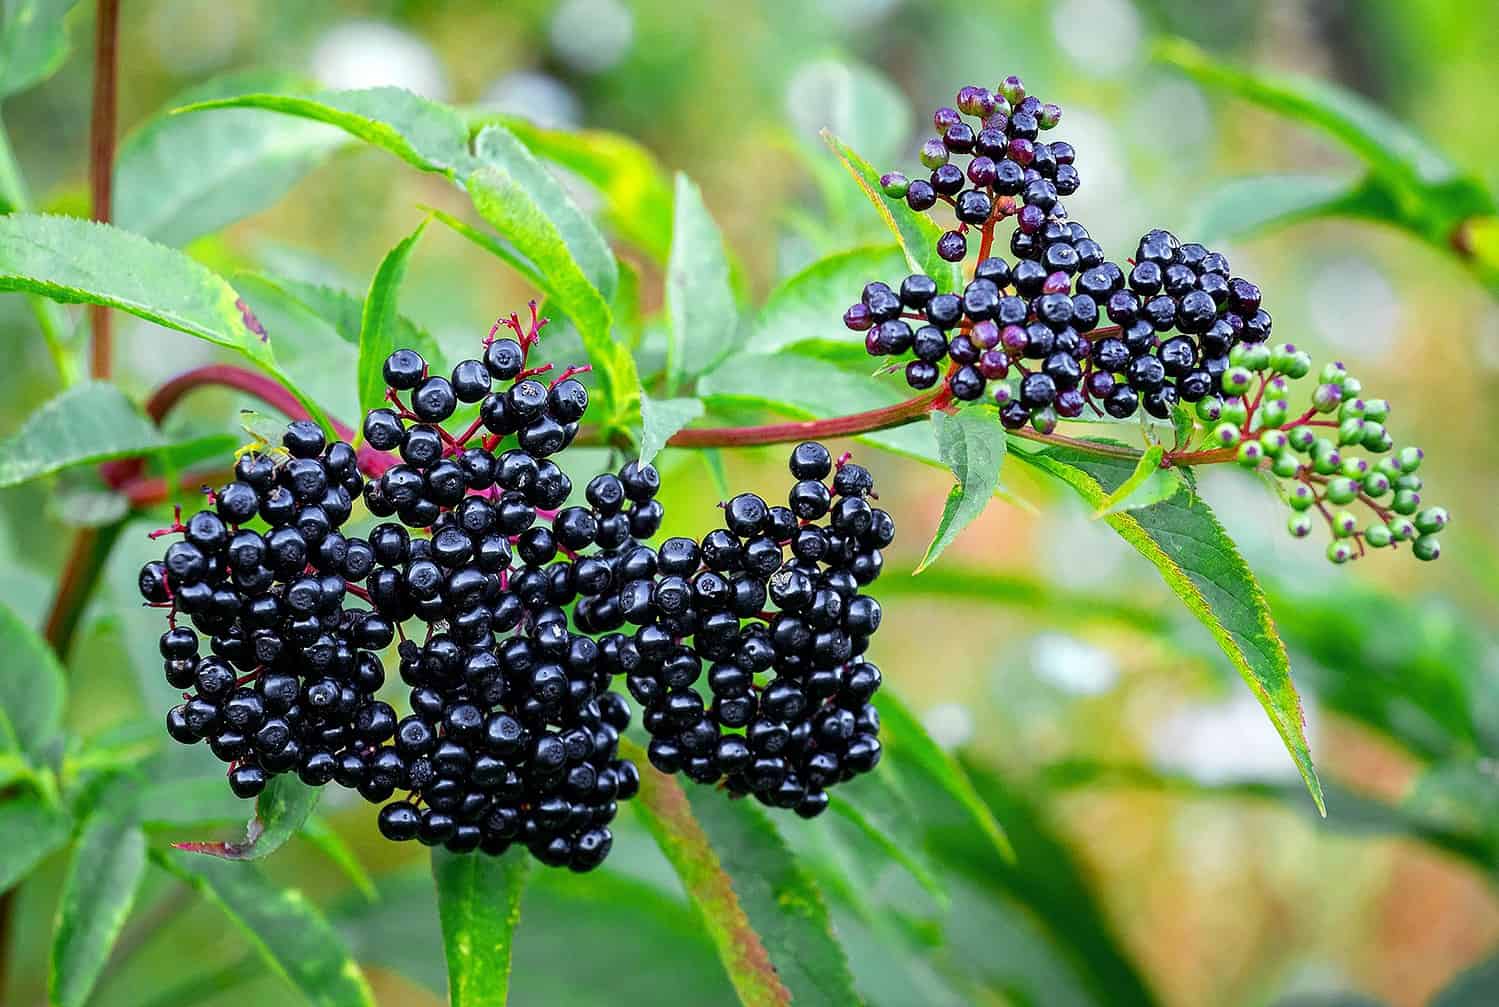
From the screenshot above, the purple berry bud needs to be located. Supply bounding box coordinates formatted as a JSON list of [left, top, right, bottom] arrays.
[[843, 304, 872, 332], [1039, 103, 1063, 129], [934, 106, 962, 131], [1050, 140, 1075, 165], [1001, 325, 1028, 353], [1313, 383, 1343, 413], [1055, 388, 1086, 417], [1017, 95, 1042, 117], [978, 350, 1009, 379], [1086, 370, 1114, 397], [967, 156, 998, 187], [1008, 137, 1034, 165], [936, 230, 967, 262], [971, 320, 1000, 349], [1000, 75, 1026, 104], [954, 87, 984, 116], [1018, 203, 1045, 234], [1042, 271, 1071, 294]]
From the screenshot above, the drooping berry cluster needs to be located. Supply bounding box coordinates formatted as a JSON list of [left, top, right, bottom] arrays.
[[877, 77, 1076, 264], [137, 420, 391, 802], [633, 443, 891, 819]]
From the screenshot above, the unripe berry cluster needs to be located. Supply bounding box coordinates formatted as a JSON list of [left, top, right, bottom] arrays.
[[1206, 353, 1447, 563], [877, 77, 1075, 264], [634, 443, 891, 818]]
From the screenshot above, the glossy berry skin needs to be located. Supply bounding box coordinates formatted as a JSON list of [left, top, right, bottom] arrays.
[[383, 349, 426, 390]]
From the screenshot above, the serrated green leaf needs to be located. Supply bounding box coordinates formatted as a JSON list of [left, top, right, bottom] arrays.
[[496, 116, 675, 264], [638, 391, 703, 467], [877, 691, 1013, 863], [917, 409, 1006, 573], [173, 87, 473, 176], [173, 774, 321, 861], [431, 849, 529, 1006], [0, 598, 65, 763], [666, 173, 738, 391], [821, 131, 961, 292], [0, 0, 83, 97], [744, 244, 907, 356], [0, 382, 161, 487], [1092, 444, 1170, 517], [154, 848, 376, 1007], [356, 219, 429, 421], [626, 743, 795, 1007], [116, 71, 345, 246], [0, 214, 327, 428], [1013, 442, 1323, 813], [50, 809, 147, 1007], [682, 789, 862, 1007], [0, 794, 70, 893]]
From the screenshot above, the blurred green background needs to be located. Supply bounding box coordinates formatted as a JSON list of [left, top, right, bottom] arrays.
[[2, 1, 1498, 1005]]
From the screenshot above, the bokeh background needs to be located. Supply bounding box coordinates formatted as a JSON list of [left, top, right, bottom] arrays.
[[2, 1, 1497, 1005]]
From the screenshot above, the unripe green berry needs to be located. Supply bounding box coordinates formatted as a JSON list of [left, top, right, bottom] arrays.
[[1031, 405, 1058, 435], [1364, 523, 1392, 548], [1286, 351, 1313, 379], [1361, 471, 1391, 498], [1398, 446, 1424, 473], [1195, 395, 1224, 423], [1331, 510, 1358, 538], [1272, 454, 1302, 478], [1038, 103, 1062, 129], [1413, 535, 1441, 561], [919, 138, 949, 169], [1231, 343, 1272, 373], [1287, 512, 1314, 538], [879, 172, 910, 198], [1339, 456, 1369, 480], [1220, 397, 1249, 427], [1363, 398, 1389, 422], [1341, 376, 1363, 397], [1337, 417, 1367, 445], [1269, 343, 1298, 373], [999, 75, 1026, 104], [1338, 398, 1366, 421], [1222, 366, 1253, 396], [1287, 483, 1315, 511], [1311, 440, 1342, 475], [1326, 540, 1354, 564], [1395, 473, 1422, 492], [1387, 516, 1417, 541], [1212, 422, 1241, 448], [1360, 422, 1391, 453], [1392, 489, 1421, 515], [1325, 477, 1359, 505], [1259, 429, 1289, 454], [1415, 506, 1449, 534], [1287, 427, 1317, 453], [1236, 441, 1265, 468], [1376, 457, 1402, 481], [1320, 361, 1348, 385], [1312, 383, 1343, 413], [1259, 399, 1290, 428]]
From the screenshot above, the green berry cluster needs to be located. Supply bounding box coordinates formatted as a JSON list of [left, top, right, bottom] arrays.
[[1195, 346, 1446, 563]]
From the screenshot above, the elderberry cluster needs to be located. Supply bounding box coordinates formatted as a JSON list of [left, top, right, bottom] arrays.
[[634, 443, 891, 818], [878, 77, 1076, 263], [138, 420, 391, 801]]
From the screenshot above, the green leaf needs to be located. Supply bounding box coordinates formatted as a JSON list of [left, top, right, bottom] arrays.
[[153, 848, 376, 1007], [626, 742, 795, 1007], [234, 270, 440, 363], [1091, 444, 1172, 517], [497, 116, 675, 264], [0, 597, 65, 763], [638, 391, 703, 467], [828, 776, 946, 903], [0, 0, 83, 97], [173, 87, 473, 176], [744, 245, 908, 356], [0, 214, 327, 428], [681, 788, 861, 1007], [356, 219, 429, 421], [876, 691, 1013, 863], [0, 794, 70, 894], [665, 173, 738, 391], [1191, 173, 1362, 243], [300, 816, 377, 901], [115, 71, 346, 246], [173, 774, 321, 861], [422, 207, 547, 292], [821, 131, 961, 291], [50, 809, 148, 1007], [1012, 442, 1324, 813], [471, 124, 617, 301], [0, 382, 161, 487], [430, 849, 529, 1007], [917, 409, 1006, 573]]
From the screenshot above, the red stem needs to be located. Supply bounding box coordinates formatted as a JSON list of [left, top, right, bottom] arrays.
[[86, 0, 119, 380]]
